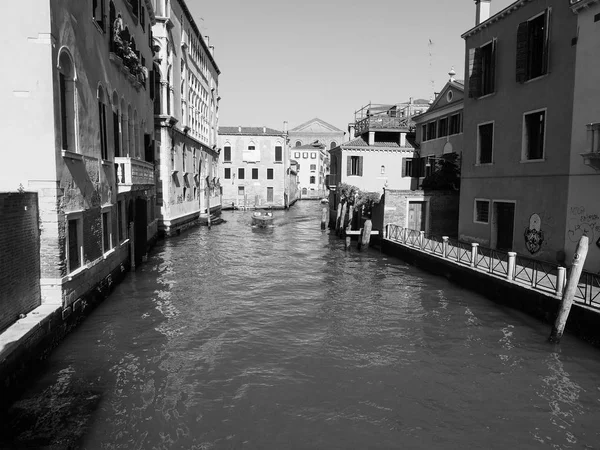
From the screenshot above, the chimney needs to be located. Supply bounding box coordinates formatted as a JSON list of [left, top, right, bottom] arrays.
[[475, 0, 491, 25], [283, 121, 288, 133], [238, 126, 242, 133], [263, 126, 266, 133]]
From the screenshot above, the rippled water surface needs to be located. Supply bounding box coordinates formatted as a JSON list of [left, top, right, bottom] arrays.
[[2, 201, 600, 449]]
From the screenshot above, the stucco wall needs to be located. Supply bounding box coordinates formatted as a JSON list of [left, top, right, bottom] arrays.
[[219, 134, 287, 208]]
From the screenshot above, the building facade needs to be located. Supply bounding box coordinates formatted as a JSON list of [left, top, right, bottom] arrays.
[[219, 127, 290, 209], [459, 0, 577, 264], [567, 0, 600, 270], [292, 142, 328, 199], [152, 0, 221, 236], [288, 118, 345, 152], [0, 0, 158, 309]]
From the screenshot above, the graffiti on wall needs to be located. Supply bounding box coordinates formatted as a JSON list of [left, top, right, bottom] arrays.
[[524, 213, 544, 254], [567, 206, 600, 248]]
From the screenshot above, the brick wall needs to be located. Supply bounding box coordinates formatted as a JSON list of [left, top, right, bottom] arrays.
[[374, 189, 459, 238], [0, 192, 41, 332]]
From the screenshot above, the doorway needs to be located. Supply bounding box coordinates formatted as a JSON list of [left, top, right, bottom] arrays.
[[408, 201, 427, 231], [494, 201, 515, 251], [134, 197, 147, 267]]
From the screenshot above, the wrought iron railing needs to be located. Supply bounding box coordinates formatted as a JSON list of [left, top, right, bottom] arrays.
[[384, 224, 599, 311]]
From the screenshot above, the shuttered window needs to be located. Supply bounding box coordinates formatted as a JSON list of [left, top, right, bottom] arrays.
[[275, 146, 282, 162], [347, 155, 363, 176], [224, 146, 231, 162], [468, 39, 497, 98], [516, 9, 551, 83]]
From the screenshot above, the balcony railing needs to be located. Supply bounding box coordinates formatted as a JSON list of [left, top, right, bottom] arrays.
[[115, 157, 154, 192], [354, 115, 413, 136]]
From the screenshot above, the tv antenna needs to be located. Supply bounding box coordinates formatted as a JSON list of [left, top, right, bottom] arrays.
[[428, 39, 435, 102]]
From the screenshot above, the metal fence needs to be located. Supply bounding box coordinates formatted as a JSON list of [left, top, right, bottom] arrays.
[[384, 224, 600, 311]]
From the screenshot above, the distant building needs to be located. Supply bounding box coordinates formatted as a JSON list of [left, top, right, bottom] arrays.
[[412, 70, 464, 189], [328, 101, 419, 194], [218, 127, 290, 209], [288, 118, 345, 151], [0, 0, 158, 309], [292, 142, 328, 199], [153, 0, 221, 236], [459, 0, 577, 260]]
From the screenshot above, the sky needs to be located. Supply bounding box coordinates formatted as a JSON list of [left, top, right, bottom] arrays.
[[187, 0, 514, 132]]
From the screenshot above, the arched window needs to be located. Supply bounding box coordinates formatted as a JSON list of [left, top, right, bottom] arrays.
[[97, 85, 108, 160], [330, 141, 337, 149], [153, 63, 161, 115], [381, 165, 385, 174], [295, 141, 302, 147], [58, 49, 77, 152], [302, 188, 307, 195], [310, 176, 316, 184], [167, 65, 173, 116]]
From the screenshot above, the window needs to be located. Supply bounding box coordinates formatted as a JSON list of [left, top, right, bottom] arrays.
[[403, 158, 426, 178], [381, 165, 385, 174], [98, 87, 108, 160], [267, 168, 273, 179], [438, 117, 448, 137], [310, 153, 316, 159], [93, 0, 105, 31], [474, 199, 490, 224], [310, 164, 316, 171], [302, 152, 308, 158], [248, 145, 255, 151], [132, 0, 139, 17], [330, 141, 337, 149], [310, 176, 316, 184], [421, 124, 427, 142], [223, 145, 231, 162], [238, 186, 245, 196], [117, 200, 124, 242], [252, 168, 258, 179], [275, 146, 282, 162], [267, 187, 274, 202], [478, 122, 494, 164], [295, 141, 302, 147], [102, 211, 111, 253], [347, 155, 363, 176], [426, 122, 436, 140], [67, 217, 82, 273], [224, 167, 231, 179], [294, 152, 300, 158], [58, 50, 77, 152], [140, 6, 145, 29], [522, 109, 546, 160], [468, 39, 497, 98], [238, 168, 245, 179], [516, 10, 550, 83], [449, 113, 462, 135]]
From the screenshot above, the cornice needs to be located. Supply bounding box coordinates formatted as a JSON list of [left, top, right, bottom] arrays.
[[570, 0, 600, 13], [462, 0, 532, 39]]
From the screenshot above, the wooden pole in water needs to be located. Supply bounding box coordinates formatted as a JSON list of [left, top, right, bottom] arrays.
[[335, 201, 342, 233], [206, 188, 212, 230], [359, 219, 372, 251], [345, 203, 354, 249], [549, 235, 589, 344], [339, 202, 347, 236], [321, 205, 327, 230]]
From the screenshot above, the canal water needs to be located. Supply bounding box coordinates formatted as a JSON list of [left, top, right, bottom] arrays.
[[2, 201, 600, 449]]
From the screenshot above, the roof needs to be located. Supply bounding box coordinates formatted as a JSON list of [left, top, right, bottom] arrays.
[[412, 98, 431, 105], [338, 136, 415, 150], [462, 0, 531, 39], [295, 142, 326, 150], [219, 126, 284, 136]]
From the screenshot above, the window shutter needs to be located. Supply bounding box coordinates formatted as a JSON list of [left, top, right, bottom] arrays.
[[358, 156, 363, 177], [401, 157, 407, 177], [347, 155, 351, 176], [468, 47, 482, 98], [490, 38, 497, 93], [516, 21, 529, 83], [149, 68, 155, 99], [542, 8, 552, 75]]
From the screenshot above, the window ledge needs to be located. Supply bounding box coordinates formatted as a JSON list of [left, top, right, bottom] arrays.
[[475, 162, 494, 166], [520, 158, 545, 164], [62, 150, 83, 161], [101, 159, 113, 166], [522, 73, 549, 85], [102, 248, 116, 260], [92, 19, 105, 35], [476, 92, 496, 100], [473, 220, 490, 225]]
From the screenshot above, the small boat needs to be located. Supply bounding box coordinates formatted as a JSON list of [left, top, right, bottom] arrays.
[[252, 211, 274, 228]]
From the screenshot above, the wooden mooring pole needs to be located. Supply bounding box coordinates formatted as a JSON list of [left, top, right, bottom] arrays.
[[357, 219, 372, 251], [321, 205, 328, 230], [548, 235, 589, 344]]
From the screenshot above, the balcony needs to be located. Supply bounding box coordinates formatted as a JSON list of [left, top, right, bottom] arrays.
[[115, 157, 154, 193], [354, 115, 414, 136], [581, 123, 600, 171]]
